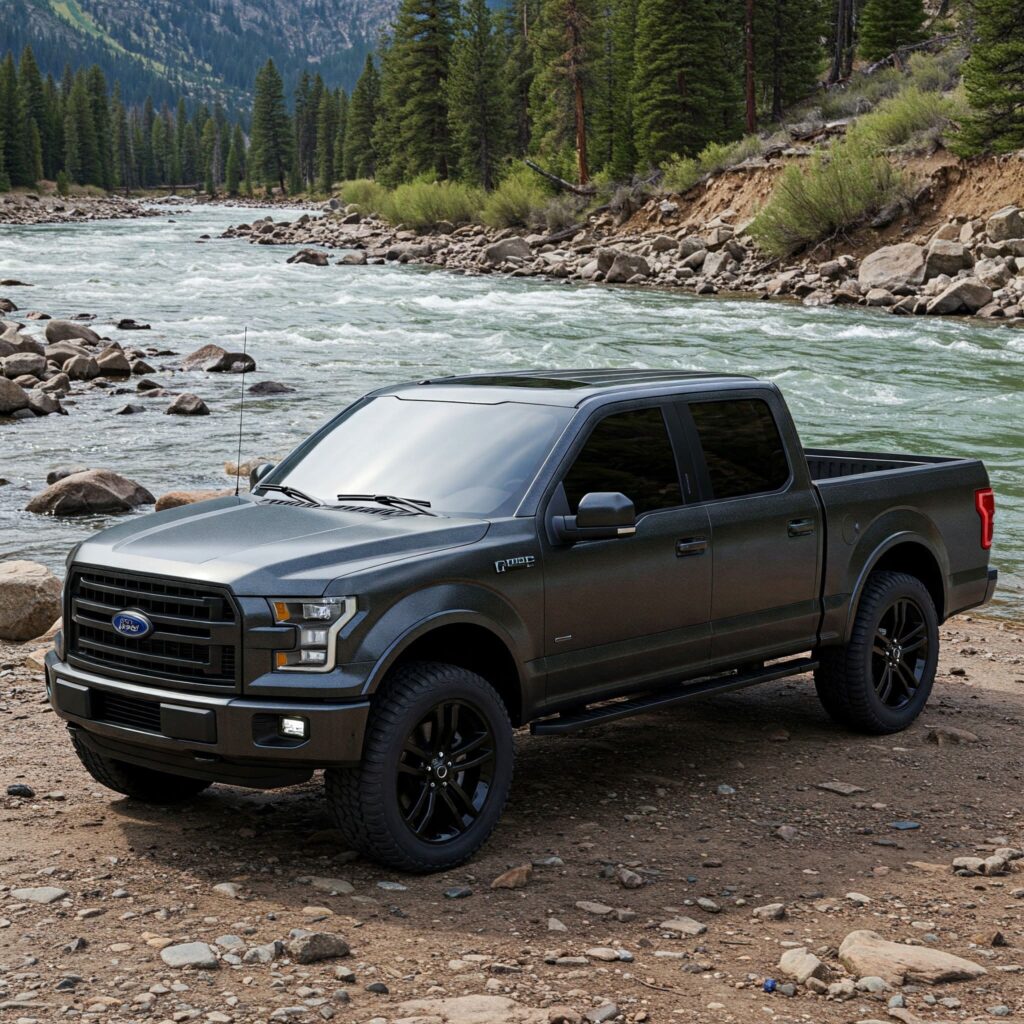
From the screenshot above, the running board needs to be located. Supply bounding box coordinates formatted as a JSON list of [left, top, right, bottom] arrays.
[[530, 656, 819, 736]]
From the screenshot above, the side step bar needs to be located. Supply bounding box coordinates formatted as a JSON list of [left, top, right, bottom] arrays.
[[530, 656, 818, 736]]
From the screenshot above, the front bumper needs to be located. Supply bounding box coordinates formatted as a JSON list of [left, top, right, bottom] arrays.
[[45, 652, 370, 789]]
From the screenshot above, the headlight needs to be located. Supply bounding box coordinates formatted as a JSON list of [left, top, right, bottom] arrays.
[[270, 597, 356, 672]]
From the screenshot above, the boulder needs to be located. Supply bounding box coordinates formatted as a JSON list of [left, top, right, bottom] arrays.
[[182, 344, 256, 373], [286, 932, 350, 964], [47, 466, 90, 484], [39, 372, 71, 396], [779, 947, 829, 984], [96, 345, 131, 375], [63, 354, 101, 381], [605, 253, 650, 284], [45, 320, 100, 345], [27, 390, 62, 416], [3, 352, 45, 379], [25, 469, 155, 516], [1, 330, 44, 356], [986, 206, 1024, 242], [974, 258, 1012, 289], [702, 250, 736, 277], [155, 489, 232, 511], [286, 248, 329, 266], [650, 234, 678, 252], [0, 561, 62, 640], [248, 380, 296, 395], [858, 243, 927, 291], [484, 237, 532, 265], [338, 252, 367, 266], [659, 916, 707, 937], [167, 393, 210, 416], [678, 237, 705, 259], [838, 930, 986, 986], [0, 376, 30, 415], [45, 340, 88, 364], [160, 942, 219, 970], [925, 239, 972, 279], [926, 279, 994, 315], [681, 248, 707, 270], [130, 358, 156, 375]]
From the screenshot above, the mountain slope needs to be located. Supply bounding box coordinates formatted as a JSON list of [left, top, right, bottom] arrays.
[[1, 0, 397, 111]]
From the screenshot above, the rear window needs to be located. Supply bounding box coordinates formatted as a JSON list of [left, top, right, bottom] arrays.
[[690, 399, 789, 499]]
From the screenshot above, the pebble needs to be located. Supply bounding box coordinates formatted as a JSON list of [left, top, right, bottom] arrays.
[[585, 1004, 618, 1024], [444, 886, 472, 899], [376, 879, 408, 892], [11, 886, 68, 904], [6, 783, 35, 797], [160, 942, 219, 969]]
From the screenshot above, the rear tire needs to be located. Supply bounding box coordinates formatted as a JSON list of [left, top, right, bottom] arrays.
[[325, 661, 514, 872], [70, 731, 211, 803], [814, 570, 938, 734]]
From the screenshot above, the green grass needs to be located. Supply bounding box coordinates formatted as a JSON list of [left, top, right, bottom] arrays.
[[480, 166, 550, 229], [337, 179, 389, 213], [749, 135, 908, 257]]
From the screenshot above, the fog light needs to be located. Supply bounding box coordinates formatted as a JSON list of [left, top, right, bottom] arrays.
[[279, 716, 308, 739]]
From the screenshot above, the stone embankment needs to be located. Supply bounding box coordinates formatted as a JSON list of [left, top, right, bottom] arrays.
[[0, 191, 159, 225], [226, 200, 1024, 326]]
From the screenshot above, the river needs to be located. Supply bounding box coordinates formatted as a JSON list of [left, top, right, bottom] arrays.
[[1, 204, 1021, 616]]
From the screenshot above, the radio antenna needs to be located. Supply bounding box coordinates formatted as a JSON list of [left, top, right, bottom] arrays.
[[233, 325, 248, 497]]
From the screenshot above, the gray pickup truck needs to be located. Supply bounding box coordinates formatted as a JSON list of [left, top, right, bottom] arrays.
[[45, 369, 997, 870]]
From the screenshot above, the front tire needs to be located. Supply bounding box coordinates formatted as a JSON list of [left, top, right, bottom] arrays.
[[70, 731, 211, 803], [325, 662, 514, 872], [814, 570, 938, 734]]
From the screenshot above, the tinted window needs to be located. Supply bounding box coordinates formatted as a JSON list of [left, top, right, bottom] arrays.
[[690, 399, 789, 499], [268, 396, 572, 516], [563, 408, 682, 515]]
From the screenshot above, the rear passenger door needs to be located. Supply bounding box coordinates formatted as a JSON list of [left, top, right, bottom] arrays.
[[541, 403, 712, 704], [681, 394, 821, 664]]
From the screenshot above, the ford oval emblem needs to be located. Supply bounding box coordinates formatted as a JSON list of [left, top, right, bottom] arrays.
[[111, 610, 153, 639]]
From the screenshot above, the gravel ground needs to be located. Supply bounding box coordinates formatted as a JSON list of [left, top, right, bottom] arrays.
[[2, 614, 1023, 1024]]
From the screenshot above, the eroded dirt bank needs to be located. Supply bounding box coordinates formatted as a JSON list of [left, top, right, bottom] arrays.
[[2, 614, 1024, 1024]]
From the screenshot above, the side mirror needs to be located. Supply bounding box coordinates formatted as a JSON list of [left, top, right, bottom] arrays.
[[553, 491, 636, 543], [249, 462, 276, 490]]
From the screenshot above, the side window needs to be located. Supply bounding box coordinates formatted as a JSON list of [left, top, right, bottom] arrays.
[[563, 407, 683, 516], [689, 399, 789, 500]]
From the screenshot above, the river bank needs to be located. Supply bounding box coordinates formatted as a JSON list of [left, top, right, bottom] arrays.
[[0, 191, 162, 226], [3, 612, 1024, 1023]]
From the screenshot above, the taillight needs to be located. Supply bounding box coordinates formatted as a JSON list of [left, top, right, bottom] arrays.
[[975, 487, 995, 549]]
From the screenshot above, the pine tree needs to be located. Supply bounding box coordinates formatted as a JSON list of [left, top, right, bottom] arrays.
[[956, 0, 1024, 155], [858, 0, 926, 62], [65, 71, 99, 184], [0, 52, 33, 185], [608, 0, 639, 179], [756, 0, 828, 121], [111, 82, 132, 187], [375, 0, 458, 185], [447, 0, 510, 188], [528, 0, 598, 183], [43, 74, 63, 180], [344, 55, 380, 179], [250, 58, 292, 192], [86, 65, 114, 189], [631, 0, 743, 167], [18, 46, 48, 177], [315, 88, 338, 193], [335, 89, 349, 178], [225, 122, 244, 195]]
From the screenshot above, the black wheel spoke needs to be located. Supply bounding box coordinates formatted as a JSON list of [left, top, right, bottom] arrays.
[[410, 787, 437, 836], [451, 732, 488, 759], [397, 760, 421, 776], [895, 660, 919, 695], [403, 783, 431, 828], [403, 739, 430, 761], [876, 665, 894, 703], [454, 749, 494, 772], [447, 779, 480, 818], [437, 786, 464, 825]]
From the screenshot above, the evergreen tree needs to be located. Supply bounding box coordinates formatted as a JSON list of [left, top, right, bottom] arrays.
[[315, 87, 337, 193], [755, 0, 828, 121], [447, 0, 510, 188], [250, 58, 292, 192], [375, 0, 458, 184], [42, 74, 63, 180], [503, 0, 540, 158], [344, 55, 380, 178], [293, 71, 317, 188], [858, 0, 926, 62], [608, 0, 638, 179], [0, 52, 32, 185], [111, 81, 132, 187], [956, 0, 1024, 155], [85, 64, 114, 188], [65, 71, 99, 184], [140, 95, 156, 185], [335, 89, 349, 179], [631, 0, 743, 167], [0, 144, 9, 193], [225, 122, 244, 195], [18, 46, 49, 176]]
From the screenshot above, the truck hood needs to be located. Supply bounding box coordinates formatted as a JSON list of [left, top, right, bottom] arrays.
[[72, 496, 491, 595]]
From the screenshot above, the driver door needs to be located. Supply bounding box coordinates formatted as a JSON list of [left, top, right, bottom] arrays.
[[541, 404, 713, 706]]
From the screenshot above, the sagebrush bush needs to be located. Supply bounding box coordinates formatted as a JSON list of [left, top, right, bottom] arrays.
[[381, 179, 485, 230], [907, 48, 964, 93], [542, 193, 585, 232], [480, 166, 550, 229], [660, 156, 701, 193], [337, 178, 389, 213], [749, 135, 907, 256], [660, 134, 763, 195], [817, 67, 904, 119], [852, 85, 960, 150]]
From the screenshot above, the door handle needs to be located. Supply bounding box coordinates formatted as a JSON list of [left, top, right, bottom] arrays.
[[788, 518, 815, 537], [676, 537, 708, 557]]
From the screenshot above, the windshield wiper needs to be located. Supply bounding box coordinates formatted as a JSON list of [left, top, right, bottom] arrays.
[[255, 483, 322, 507], [335, 493, 437, 516]]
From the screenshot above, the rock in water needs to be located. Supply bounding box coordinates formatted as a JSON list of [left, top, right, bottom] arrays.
[[0, 561, 62, 640], [287, 248, 329, 266], [838, 929, 987, 985], [484, 237, 532, 264], [249, 380, 296, 395], [25, 469, 155, 516], [857, 243, 927, 291], [286, 932, 350, 964], [167, 393, 210, 416], [45, 320, 100, 345], [926, 279, 993, 315], [605, 253, 651, 283], [3, 352, 46, 379], [182, 343, 256, 373], [0, 377, 30, 415]]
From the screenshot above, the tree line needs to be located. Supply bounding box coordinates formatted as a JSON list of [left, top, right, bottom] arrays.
[[1, 0, 1021, 196]]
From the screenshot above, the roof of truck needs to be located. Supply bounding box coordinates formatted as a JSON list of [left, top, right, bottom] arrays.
[[380, 368, 762, 407]]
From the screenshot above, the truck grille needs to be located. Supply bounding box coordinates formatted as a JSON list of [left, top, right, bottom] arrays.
[[93, 690, 162, 733], [67, 568, 240, 692]]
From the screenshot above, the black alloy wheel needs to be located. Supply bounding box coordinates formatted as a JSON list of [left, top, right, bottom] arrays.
[[397, 699, 496, 843], [871, 596, 930, 710]]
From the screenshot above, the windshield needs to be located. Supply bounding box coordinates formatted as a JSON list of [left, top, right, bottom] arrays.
[[264, 396, 573, 516]]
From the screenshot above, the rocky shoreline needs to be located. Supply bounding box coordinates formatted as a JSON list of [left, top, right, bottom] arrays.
[[0, 191, 162, 226], [222, 198, 1024, 326]]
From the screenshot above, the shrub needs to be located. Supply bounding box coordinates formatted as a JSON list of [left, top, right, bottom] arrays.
[[907, 48, 963, 93], [852, 85, 960, 150], [542, 193, 585, 233], [660, 155, 701, 194], [480, 166, 549, 229], [697, 135, 764, 174], [337, 178, 389, 214], [817, 67, 904, 119], [381, 179, 485, 230], [749, 135, 907, 256]]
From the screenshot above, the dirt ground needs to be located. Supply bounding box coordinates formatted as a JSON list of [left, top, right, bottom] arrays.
[[2, 614, 1024, 1024]]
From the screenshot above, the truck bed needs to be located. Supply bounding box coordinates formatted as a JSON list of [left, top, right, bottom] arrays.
[[805, 447, 971, 481]]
